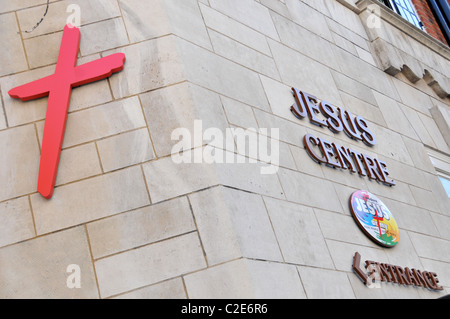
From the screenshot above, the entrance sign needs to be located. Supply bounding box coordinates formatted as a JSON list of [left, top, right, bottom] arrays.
[[353, 252, 444, 291], [9, 24, 126, 199], [350, 190, 399, 247]]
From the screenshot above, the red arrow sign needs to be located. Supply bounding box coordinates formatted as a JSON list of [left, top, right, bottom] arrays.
[[9, 24, 126, 199]]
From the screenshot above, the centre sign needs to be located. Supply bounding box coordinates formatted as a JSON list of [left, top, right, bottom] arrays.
[[290, 88, 396, 187]]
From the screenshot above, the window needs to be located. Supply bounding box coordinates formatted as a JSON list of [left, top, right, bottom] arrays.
[[428, 149, 450, 199], [428, 0, 450, 44], [438, 176, 450, 198], [379, 0, 424, 29]]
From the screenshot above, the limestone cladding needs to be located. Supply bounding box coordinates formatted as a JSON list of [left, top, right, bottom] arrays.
[[0, 0, 448, 299]]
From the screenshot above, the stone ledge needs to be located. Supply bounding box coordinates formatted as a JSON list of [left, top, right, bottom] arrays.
[[355, 0, 450, 98], [356, 0, 450, 58]]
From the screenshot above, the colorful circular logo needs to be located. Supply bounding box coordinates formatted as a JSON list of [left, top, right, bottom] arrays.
[[350, 190, 400, 248]]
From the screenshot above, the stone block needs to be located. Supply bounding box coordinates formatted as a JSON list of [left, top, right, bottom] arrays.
[[259, 75, 293, 120], [79, 18, 129, 56], [119, 0, 211, 49], [264, 197, 335, 268], [333, 47, 399, 100], [326, 15, 370, 51], [18, 0, 121, 39], [118, 0, 168, 43], [189, 187, 282, 266], [209, 0, 279, 40], [176, 37, 270, 111], [392, 77, 433, 116], [314, 209, 377, 247], [277, 141, 297, 171], [143, 147, 284, 204], [106, 36, 185, 99], [140, 82, 229, 158], [200, 4, 271, 56], [424, 173, 450, 216], [409, 232, 450, 263], [214, 152, 285, 198], [221, 96, 259, 129], [430, 100, 450, 149], [373, 91, 419, 140], [0, 125, 40, 202], [0, 227, 98, 298], [366, 177, 417, 206], [95, 232, 206, 298], [418, 114, 450, 154], [113, 278, 186, 299], [208, 29, 280, 80], [184, 259, 306, 299], [331, 31, 358, 56], [252, 108, 307, 146], [323, 0, 368, 38], [268, 39, 343, 108], [284, 0, 334, 42], [402, 105, 437, 148], [339, 92, 386, 126], [142, 154, 217, 204], [260, 0, 292, 19], [31, 166, 150, 235], [87, 197, 195, 259], [301, 0, 331, 16], [271, 11, 339, 70], [401, 136, 436, 174], [377, 156, 430, 191], [0, 197, 35, 248], [297, 266, 355, 299], [289, 144, 325, 178], [354, 45, 374, 65], [96, 128, 155, 172], [369, 122, 414, 166], [0, 13, 28, 77], [331, 70, 377, 106], [0, 97, 6, 130], [277, 167, 342, 213], [0, 0, 50, 13], [55, 143, 102, 186], [24, 31, 63, 69]]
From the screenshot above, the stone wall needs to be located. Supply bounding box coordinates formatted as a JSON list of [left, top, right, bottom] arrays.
[[0, 0, 449, 299]]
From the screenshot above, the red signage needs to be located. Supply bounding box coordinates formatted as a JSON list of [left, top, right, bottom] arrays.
[[9, 24, 126, 199]]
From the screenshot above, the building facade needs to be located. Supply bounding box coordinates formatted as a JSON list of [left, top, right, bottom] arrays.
[[0, 0, 449, 299]]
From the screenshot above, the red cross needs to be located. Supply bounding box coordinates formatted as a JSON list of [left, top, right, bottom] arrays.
[[9, 24, 126, 199], [374, 207, 384, 239], [362, 193, 384, 239]]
